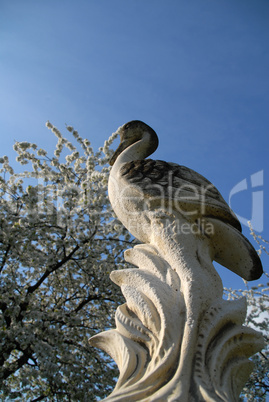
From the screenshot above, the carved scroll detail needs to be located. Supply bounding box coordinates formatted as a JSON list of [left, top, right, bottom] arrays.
[[90, 244, 264, 401]]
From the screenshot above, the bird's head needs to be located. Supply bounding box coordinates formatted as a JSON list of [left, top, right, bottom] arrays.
[[109, 120, 158, 166]]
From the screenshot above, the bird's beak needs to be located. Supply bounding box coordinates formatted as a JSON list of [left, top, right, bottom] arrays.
[[109, 139, 131, 166]]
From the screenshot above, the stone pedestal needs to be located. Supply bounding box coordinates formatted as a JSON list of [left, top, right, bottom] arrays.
[[90, 212, 264, 401]]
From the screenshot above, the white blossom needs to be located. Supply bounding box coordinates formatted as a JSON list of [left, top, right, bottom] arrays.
[[0, 122, 130, 400], [46, 121, 53, 129]]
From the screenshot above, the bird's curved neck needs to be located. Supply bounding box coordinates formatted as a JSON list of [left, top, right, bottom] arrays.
[[114, 131, 154, 167]]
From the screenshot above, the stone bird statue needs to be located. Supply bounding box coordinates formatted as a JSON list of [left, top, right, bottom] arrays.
[[108, 120, 262, 281]]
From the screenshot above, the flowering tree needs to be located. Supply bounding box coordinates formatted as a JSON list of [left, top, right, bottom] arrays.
[[0, 123, 268, 401], [0, 123, 131, 401], [225, 228, 269, 401]]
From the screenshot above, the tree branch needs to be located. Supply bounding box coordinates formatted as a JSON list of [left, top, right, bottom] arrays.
[[26, 244, 80, 295], [2, 346, 32, 380], [0, 242, 12, 274]]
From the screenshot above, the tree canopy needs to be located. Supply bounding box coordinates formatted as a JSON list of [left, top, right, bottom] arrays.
[[0, 123, 132, 400], [0, 123, 268, 401]]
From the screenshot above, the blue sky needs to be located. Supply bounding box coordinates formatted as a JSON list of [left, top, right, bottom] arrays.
[[1, 0, 268, 289]]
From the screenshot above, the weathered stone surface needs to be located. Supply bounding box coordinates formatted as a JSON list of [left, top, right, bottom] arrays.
[[89, 121, 264, 401]]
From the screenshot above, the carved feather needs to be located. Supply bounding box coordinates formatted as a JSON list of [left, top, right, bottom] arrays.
[[120, 159, 241, 232]]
